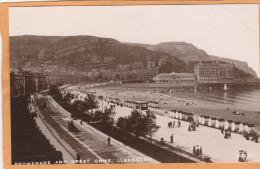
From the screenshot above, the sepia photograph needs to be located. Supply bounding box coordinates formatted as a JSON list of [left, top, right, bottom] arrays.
[[8, 4, 260, 165]]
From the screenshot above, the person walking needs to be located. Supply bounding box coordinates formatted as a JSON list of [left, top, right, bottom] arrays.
[[196, 145, 200, 155], [199, 147, 202, 155], [193, 146, 196, 154], [170, 134, 174, 143], [107, 136, 111, 145], [178, 120, 181, 127], [76, 153, 80, 161], [255, 133, 259, 143]]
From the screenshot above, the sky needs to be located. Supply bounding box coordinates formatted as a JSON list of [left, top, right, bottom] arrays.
[[9, 4, 260, 77]]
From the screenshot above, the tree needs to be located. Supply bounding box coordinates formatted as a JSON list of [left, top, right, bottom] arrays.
[[146, 110, 160, 141], [117, 117, 130, 131], [117, 110, 160, 138], [49, 85, 63, 101], [63, 93, 75, 104], [94, 108, 115, 125], [72, 100, 86, 118], [93, 110, 103, 123], [84, 93, 99, 111]]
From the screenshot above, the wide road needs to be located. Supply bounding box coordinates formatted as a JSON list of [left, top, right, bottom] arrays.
[[35, 94, 157, 164]]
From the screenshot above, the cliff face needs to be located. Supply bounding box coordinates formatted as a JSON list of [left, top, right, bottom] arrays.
[[207, 55, 258, 78], [153, 42, 209, 62]]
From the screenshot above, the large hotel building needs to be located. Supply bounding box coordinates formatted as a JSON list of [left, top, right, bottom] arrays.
[[153, 61, 234, 84], [194, 61, 234, 83]]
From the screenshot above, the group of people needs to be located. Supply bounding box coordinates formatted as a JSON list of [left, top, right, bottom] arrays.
[[221, 128, 232, 139], [188, 121, 198, 131], [238, 150, 247, 162], [159, 134, 174, 146], [168, 120, 181, 128], [243, 130, 259, 143], [68, 120, 77, 132], [193, 145, 203, 156]]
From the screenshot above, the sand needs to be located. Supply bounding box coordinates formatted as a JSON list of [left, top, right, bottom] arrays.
[[85, 86, 260, 133]]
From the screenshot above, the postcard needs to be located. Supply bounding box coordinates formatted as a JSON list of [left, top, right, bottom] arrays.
[[1, 1, 260, 169]]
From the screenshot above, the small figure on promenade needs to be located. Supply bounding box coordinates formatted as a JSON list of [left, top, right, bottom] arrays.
[[178, 120, 181, 127], [255, 133, 259, 143], [170, 134, 174, 143], [195, 145, 200, 155], [246, 133, 249, 140], [76, 153, 80, 161], [221, 128, 224, 134], [193, 146, 196, 154], [173, 121, 175, 128], [238, 150, 247, 162], [160, 137, 165, 145], [168, 121, 172, 128], [107, 136, 111, 145], [199, 147, 202, 155], [188, 125, 191, 131], [80, 120, 83, 125]]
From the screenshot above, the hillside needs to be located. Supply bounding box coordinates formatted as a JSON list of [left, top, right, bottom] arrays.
[[10, 35, 187, 72], [9, 35, 64, 68], [125, 42, 258, 78]]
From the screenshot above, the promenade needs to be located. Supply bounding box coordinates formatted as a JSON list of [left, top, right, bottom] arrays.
[[95, 97, 260, 163], [34, 94, 157, 164]]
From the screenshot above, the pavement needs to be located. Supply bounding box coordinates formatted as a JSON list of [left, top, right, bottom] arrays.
[[100, 101, 260, 163], [34, 94, 157, 164], [33, 107, 76, 163]]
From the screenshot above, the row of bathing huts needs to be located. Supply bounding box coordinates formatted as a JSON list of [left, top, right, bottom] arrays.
[[168, 110, 256, 135], [108, 97, 159, 110], [108, 97, 256, 136]]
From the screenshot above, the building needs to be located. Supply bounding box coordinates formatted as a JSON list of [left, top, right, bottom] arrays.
[[147, 61, 156, 68], [10, 69, 47, 97], [24, 71, 37, 95], [124, 100, 148, 110], [111, 66, 159, 80], [45, 73, 83, 86], [35, 73, 47, 91], [158, 57, 167, 66], [194, 61, 234, 83], [117, 64, 132, 72], [132, 62, 144, 70], [10, 70, 24, 97], [153, 72, 194, 84]]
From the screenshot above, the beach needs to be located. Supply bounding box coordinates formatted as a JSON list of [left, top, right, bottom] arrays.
[[85, 84, 260, 133]]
